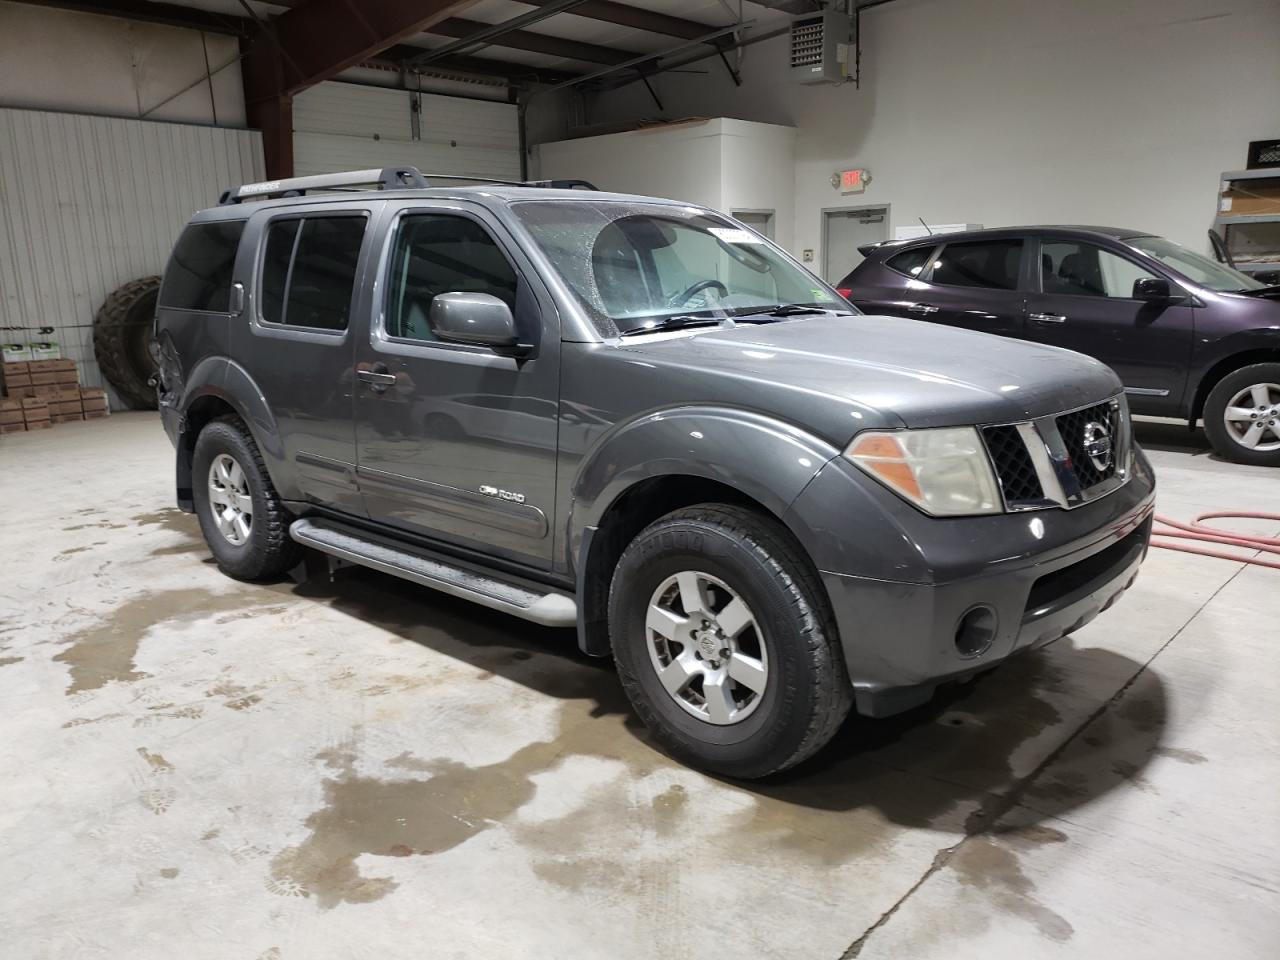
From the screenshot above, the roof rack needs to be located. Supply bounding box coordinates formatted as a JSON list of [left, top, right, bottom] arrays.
[[217, 166, 597, 205]]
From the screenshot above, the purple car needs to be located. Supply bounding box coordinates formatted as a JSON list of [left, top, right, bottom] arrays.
[[840, 226, 1280, 466]]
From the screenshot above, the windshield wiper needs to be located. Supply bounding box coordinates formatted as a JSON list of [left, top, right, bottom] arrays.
[[618, 315, 729, 337], [1234, 284, 1280, 297], [733, 303, 837, 319]]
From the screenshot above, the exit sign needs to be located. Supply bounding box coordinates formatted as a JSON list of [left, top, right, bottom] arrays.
[[833, 167, 870, 194]]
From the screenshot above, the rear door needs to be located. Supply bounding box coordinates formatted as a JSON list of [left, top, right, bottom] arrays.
[[237, 203, 376, 515], [909, 235, 1029, 337], [352, 200, 560, 570], [1024, 236, 1193, 410]]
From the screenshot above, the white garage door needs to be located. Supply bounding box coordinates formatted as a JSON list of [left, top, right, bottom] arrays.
[[293, 82, 520, 182]]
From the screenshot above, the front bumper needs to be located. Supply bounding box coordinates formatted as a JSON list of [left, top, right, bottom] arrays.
[[787, 447, 1156, 717]]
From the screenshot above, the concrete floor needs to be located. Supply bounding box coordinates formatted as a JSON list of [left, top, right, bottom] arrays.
[[1, 413, 1277, 959]]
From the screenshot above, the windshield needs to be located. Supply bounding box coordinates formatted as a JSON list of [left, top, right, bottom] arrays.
[[1126, 235, 1265, 292], [512, 200, 853, 336]]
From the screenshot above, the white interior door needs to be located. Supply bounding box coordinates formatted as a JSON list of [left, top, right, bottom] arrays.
[[823, 207, 889, 282]]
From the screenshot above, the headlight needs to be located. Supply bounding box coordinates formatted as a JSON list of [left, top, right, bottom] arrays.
[[845, 427, 1002, 516]]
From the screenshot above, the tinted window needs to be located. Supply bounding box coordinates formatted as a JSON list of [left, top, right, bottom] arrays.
[[886, 246, 933, 278], [260, 216, 365, 330], [261, 219, 299, 325], [160, 221, 245, 311], [931, 239, 1023, 290], [1041, 241, 1155, 298], [386, 215, 518, 342]]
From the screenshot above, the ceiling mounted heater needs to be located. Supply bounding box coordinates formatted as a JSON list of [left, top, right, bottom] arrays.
[[790, 9, 855, 85]]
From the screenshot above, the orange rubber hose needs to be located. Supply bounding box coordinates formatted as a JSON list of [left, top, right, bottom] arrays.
[[1152, 512, 1280, 570]]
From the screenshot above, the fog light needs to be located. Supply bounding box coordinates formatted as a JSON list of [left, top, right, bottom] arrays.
[[955, 606, 997, 658]]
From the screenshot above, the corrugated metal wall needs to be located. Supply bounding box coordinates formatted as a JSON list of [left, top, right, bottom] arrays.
[[0, 108, 262, 399], [294, 82, 519, 181]]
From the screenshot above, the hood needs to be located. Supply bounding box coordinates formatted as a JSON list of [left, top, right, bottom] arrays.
[[617, 314, 1122, 438]]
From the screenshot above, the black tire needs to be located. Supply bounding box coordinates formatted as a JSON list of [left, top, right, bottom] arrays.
[[191, 415, 302, 580], [608, 504, 853, 779], [93, 276, 160, 410], [1202, 362, 1280, 467]]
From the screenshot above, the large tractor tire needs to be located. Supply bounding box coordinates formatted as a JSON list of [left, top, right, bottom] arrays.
[[93, 276, 160, 410]]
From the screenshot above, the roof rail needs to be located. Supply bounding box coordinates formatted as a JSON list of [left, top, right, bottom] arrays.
[[218, 166, 598, 205], [218, 167, 428, 205]]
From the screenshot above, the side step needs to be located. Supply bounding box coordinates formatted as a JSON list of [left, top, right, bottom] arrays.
[[289, 518, 577, 628]]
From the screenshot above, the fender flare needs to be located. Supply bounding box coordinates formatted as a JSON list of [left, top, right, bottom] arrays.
[[567, 405, 842, 570], [176, 357, 293, 500]]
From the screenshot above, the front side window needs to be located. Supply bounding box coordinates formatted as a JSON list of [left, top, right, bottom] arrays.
[[1041, 240, 1156, 298], [160, 220, 245, 311], [930, 238, 1024, 290], [1126, 235, 1264, 292], [259, 216, 365, 330], [385, 215, 518, 342], [512, 200, 852, 337]]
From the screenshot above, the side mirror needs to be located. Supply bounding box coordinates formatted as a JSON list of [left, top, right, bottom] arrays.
[[429, 292, 519, 348], [1132, 277, 1179, 302]]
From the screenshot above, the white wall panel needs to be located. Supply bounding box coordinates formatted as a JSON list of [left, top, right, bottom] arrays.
[[0, 108, 263, 398], [294, 82, 520, 181]]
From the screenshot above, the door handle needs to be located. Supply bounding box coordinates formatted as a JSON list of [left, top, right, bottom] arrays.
[[356, 363, 397, 392], [1029, 312, 1067, 324], [907, 303, 939, 314]]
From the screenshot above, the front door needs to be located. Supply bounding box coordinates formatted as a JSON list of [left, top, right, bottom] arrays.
[[353, 202, 560, 569], [823, 207, 888, 282], [1024, 237, 1193, 412]]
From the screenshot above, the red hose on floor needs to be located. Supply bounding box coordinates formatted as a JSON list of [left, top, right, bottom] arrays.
[[1152, 512, 1280, 570]]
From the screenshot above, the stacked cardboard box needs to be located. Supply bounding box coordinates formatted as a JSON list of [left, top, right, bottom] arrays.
[[0, 397, 24, 434], [81, 387, 110, 420], [21, 398, 50, 431], [1, 361, 35, 399], [0, 360, 109, 433]]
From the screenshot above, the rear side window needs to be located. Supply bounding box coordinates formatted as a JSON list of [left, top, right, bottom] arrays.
[[1041, 240, 1156, 298], [931, 239, 1024, 290], [160, 221, 245, 311], [885, 246, 933, 278], [260, 216, 366, 331]]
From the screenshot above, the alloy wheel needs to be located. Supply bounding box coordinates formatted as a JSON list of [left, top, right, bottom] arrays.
[[1223, 382, 1280, 452], [207, 453, 253, 545], [645, 571, 769, 725]]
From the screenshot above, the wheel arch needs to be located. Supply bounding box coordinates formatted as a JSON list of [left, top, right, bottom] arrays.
[[1190, 347, 1280, 425], [568, 407, 841, 656], [175, 357, 287, 509]]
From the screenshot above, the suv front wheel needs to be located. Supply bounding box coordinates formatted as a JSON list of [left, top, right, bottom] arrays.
[[608, 504, 853, 779], [192, 415, 302, 580], [1203, 363, 1280, 466]]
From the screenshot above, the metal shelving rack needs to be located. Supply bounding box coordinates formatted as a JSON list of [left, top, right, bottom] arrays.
[[1214, 168, 1280, 277]]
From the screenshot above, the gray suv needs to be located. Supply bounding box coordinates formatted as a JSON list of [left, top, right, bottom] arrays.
[[156, 167, 1155, 778]]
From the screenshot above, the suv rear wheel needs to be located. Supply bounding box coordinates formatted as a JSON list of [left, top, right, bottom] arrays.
[[608, 504, 852, 779], [1203, 363, 1280, 466], [192, 415, 301, 580]]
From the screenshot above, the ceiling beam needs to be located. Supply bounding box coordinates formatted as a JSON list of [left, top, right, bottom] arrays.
[[380, 44, 581, 84], [404, 0, 591, 67], [425, 17, 638, 65], [519, 0, 719, 41], [249, 0, 480, 96], [10, 0, 247, 35]]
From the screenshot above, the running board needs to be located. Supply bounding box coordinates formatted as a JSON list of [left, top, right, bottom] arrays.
[[289, 518, 577, 628]]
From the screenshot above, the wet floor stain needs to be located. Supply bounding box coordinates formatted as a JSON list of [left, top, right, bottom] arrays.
[[201, 827, 222, 841], [1156, 746, 1207, 764], [951, 833, 1074, 943], [63, 711, 127, 729], [54, 545, 93, 561], [0, 656, 22, 668], [159, 867, 179, 879], [651, 784, 687, 835], [52, 588, 286, 694]]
